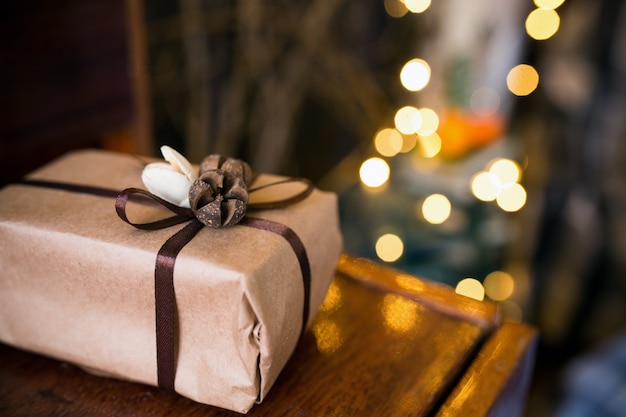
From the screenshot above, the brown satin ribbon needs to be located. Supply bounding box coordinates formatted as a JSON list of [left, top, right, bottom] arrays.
[[17, 177, 314, 392]]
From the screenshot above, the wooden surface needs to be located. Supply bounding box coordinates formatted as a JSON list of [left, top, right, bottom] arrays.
[[0, 255, 536, 416]]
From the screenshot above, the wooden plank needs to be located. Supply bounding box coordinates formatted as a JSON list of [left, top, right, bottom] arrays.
[[435, 322, 538, 417], [0, 255, 515, 416]]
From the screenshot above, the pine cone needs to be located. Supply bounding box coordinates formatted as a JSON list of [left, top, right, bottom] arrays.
[[189, 155, 252, 228]]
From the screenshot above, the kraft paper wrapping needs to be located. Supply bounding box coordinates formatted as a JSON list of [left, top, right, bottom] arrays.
[[0, 149, 342, 414]]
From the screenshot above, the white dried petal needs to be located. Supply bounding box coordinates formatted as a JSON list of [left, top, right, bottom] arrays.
[[160, 145, 198, 182], [142, 162, 192, 208]]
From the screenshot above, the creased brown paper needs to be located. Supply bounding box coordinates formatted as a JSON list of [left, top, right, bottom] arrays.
[[0, 149, 342, 414]]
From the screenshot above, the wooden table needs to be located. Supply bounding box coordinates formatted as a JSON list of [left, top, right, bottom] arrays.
[[0, 254, 537, 416]]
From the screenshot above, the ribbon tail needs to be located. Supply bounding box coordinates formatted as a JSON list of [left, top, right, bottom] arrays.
[[154, 218, 205, 391]]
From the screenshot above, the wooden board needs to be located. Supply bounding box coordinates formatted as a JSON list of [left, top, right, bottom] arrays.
[[0, 255, 536, 416]]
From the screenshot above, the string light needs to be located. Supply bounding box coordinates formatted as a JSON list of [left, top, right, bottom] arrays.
[[416, 132, 442, 158], [400, 133, 418, 153], [417, 108, 439, 136], [488, 158, 521, 184], [375, 233, 404, 262], [404, 0, 432, 14], [471, 158, 527, 212], [394, 106, 423, 134], [374, 128, 404, 157], [526, 7, 560, 40], [384, 0, 408, 18], [455, 278, 485, 301], [507, 64, 539, 96], [360, 157, 390, 188], [421, 194, 451, 224], [496, 183, 527, 212], [534, 0, 565, 8], [483, 271, 515, 301], [471, 172, 501, 202], [400, 59, 431, 92]]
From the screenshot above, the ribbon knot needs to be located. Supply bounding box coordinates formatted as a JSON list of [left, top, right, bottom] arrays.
[[114, 175, 314, 392]]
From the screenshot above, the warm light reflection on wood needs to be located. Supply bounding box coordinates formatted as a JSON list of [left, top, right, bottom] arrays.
[[319, 280, 342, 313], [312, 319, 344, 355], [382, 294, 421, 333]]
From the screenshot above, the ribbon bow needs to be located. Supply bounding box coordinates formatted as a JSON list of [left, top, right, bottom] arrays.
[[114, 151, 314, 392]]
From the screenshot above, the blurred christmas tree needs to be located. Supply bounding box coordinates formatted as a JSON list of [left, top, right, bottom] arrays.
[[142, 0, 564, 321]]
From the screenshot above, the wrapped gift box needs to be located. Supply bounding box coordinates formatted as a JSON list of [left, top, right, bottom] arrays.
[[0, 149, 342, 414]]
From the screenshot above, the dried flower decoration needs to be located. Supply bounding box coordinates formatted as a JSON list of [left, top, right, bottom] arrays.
[[142, 146, 198, 208], [141, 146, 252, 227]]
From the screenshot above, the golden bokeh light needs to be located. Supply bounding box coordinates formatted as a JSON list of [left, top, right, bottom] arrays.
[[312, 319, 343, 354], [417, 132, 442, 158], [382, 294, 420, 333], [394, 106, 423, 134], [488, 158, 521, 184], [400, 59, 431, 92], [470, 86, 501, 117], [384, 0, 408, 17], [359, 157, 390, 188], [374, 128, 404, 157], [496, 183, 527, 212], [507, 64, 539, 96], [526, 8, 560, 40], [400, 133, 418, 153], [455, 278, 485, 301], [375, 233, 404, 262], [404, 0, 432, 14], [484, 271, 515, 301], [417, 108, 439, 136], [470, 172, 501, 202], [534, 0, 565, 10], [421, 194, 451, 224]]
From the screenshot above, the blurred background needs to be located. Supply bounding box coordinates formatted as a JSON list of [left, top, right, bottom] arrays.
[[2, 0, 626, 415]]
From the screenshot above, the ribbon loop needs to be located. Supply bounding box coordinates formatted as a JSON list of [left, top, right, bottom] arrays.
[[115, 187, 195, 230]]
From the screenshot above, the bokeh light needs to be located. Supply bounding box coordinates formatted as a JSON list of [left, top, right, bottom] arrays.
[[526, 8, 560, 40], [404, 0, 432, 14], [488, 158, 521, 184], [484, 271, 515, 301], [375, 233, 404, 262], [417, 133, 442, 158], [360, 157, 390, 188], [400, 59, 431, 92], [384, 0, 408, 18], [400, 133, 418, 153], [417, 108, 439, 136], [374, 128, 404, 157], [507, 64, 539, 96], [496, 183, 527, 212], [471, 172, 501, 202], [455, 278, 485, 301], [421, 194, 452, 224], [534, 0, 566, 8], [394, 106, 423, 134]]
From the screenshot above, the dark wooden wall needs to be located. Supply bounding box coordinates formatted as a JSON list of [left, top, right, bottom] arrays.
[[0, 0, 134, 186]]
